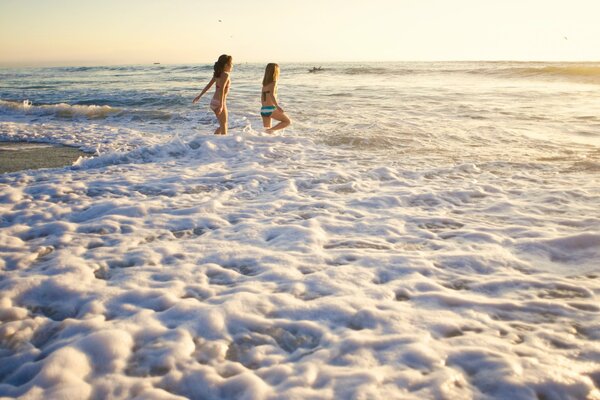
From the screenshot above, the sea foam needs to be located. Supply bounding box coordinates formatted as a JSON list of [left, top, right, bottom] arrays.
[[1, 62, 599, 399]]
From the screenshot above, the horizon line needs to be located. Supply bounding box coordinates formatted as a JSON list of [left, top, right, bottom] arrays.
[[2, 59, 600, 69]]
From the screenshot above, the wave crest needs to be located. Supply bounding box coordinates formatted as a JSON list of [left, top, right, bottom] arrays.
[[330, 63, 600, 84], [466, 64, 600, 84], [0, 99, 116, 119], [0, 99, 177, 121]]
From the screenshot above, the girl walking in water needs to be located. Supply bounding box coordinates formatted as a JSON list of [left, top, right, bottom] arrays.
[[193, 54, 233, 135], [261, 63, 291, 133]]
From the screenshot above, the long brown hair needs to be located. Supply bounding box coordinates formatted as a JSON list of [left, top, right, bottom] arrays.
[[262, 63, 280, 86], [214, 54, 232, 78]]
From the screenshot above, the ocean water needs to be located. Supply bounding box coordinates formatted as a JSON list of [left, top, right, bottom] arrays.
[[0, 62, 599, 399]]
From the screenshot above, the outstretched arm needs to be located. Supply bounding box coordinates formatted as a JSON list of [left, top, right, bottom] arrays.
[[192, 78, 216, 103]]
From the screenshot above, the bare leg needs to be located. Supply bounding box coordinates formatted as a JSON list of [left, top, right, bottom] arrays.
[[212, 108, 221, 135], [266, 109, 291, 133], [219, 108, 228, 135], [262, 115, 272, 129], [214, 108, 228, 135]]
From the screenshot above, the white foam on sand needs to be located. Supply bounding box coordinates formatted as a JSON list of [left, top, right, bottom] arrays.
[[0, 120, 599, 399]]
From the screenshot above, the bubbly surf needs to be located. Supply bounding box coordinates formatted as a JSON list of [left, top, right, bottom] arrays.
[[0, 62, 599, 399]]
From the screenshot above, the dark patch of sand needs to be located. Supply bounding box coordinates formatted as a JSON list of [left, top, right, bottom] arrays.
[[0, 141, 90, 174]]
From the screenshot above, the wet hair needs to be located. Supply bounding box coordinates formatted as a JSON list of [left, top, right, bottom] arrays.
[[214, 54, 232, 78], [262, 63, 280, 86]]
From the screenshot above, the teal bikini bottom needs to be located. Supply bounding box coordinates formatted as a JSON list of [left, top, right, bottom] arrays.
[[260, 106, 276, 117]]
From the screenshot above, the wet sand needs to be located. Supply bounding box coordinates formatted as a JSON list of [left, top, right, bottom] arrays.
[[0, 141, 89, 173]]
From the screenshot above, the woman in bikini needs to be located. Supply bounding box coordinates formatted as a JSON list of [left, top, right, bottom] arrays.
[[261, 63, 291, 133], [193, 54, 232, 135]]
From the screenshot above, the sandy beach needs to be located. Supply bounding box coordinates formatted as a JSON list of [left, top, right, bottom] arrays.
[[0, 141, 88, 173]]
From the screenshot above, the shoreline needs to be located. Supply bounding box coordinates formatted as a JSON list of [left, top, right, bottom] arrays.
[[0, 141, 90, 173]]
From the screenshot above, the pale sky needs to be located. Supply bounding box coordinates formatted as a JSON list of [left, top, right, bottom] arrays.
[[1, 0, 599, 66]]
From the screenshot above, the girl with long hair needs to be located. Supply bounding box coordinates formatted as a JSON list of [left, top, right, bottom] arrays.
[[261, 63, 291, 133], [193, 54, 233, 135]]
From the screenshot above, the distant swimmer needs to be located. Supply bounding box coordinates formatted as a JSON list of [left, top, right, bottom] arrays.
[[261, 63, 292, 133], [193, 54, 233, 135], [308, 66, 323, 73]]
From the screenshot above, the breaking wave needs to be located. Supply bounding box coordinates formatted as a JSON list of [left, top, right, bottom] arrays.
[[0, 99, 179, 121]]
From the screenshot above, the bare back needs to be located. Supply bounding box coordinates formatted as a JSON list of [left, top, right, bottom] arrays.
[[261, 82, 277, 107], [213, 72, 231, 102]]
